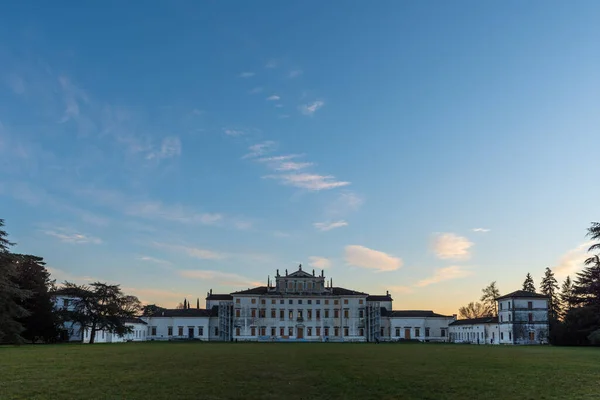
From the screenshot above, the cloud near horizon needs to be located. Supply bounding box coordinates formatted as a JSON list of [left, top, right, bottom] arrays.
[[432, 233, 473, 260], [414, 266, 473, 287], [43, 229, 102, 244], [552, 241, 595, 277], [308, 256, 332, 269], [344, 245, 402, 272]]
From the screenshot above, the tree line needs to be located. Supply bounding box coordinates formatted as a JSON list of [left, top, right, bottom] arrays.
[[458, 222, 600, 345], [0, 219, 147, 344]]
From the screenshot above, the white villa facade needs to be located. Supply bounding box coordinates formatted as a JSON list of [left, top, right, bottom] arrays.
[[53, 266, 549, 345]]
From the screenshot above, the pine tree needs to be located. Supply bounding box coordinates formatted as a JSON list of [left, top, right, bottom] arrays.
[[480, 281, 500, 316], [183, 298, 187, 309], [540, 267, 560, 320], [560, 276, 575, 319], [573, 255, 600, 311], [522, 273, 536, 292], [196, 298, 200, 309]]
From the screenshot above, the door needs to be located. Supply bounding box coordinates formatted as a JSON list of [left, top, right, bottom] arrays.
[[188, 327, 194, 339], [297, 327, 304, 339], [404, 328, 411, 339]]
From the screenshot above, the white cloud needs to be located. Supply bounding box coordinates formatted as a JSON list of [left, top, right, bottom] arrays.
[[325, 191, 364, 217], [299, 100, 324, 116], [313, 220, 348, 231], [242, 141, 276, 159], [309, 256, 331, 269], [553, 241, 594, 277], [344, 245, 402, 272], [146, 136, 181, 160], [432, 233, 473, 260], [238, 72, 255, 78], [267, 95, 280, 101], [472, 228, 490, 233], [288, 69, 303, 78], [273, 161, 313, 171], [415, 266, 473, 287], [249, 87, 263, 94], [264, 173, 349, 191], [178, 269, 261, 288], [153, 242, 226, 260], [258, 154, 303, 163], [139, 256, 172, 266], [43, 229, 102, 244], [223, 128, 245, 137]]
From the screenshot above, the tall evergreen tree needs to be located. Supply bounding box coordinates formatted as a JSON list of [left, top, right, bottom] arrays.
[[183, 298, 187, 309], [559, 276, 576, 319], [0, 219, 31, 344], [540, 267, 560, 320], [13, 254, 60, 343], [573, 255, 600, 311], [196, 298, 200, 309], [522, 273, 536, 292], [480, 281, 500, 316]]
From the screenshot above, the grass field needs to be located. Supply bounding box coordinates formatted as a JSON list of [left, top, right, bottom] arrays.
[[1, 342, 599, 400]]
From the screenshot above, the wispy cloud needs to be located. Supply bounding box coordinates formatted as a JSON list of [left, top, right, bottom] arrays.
[[264, 173, 349, 191], [288, 69, 303, 78], [43, 229, 102, 244], [178, 269, 261, 288], [153, 242, 226, 260], [146, 136, 181, 160], [313, 220, 348, 231], [325, 191, 364, 218], [242, 141, 276, 159], [258, 154, 303, 163], [267, 95, 280, 101], [344, 245, 402, 272], [238, 72, 255, 78], [553, 241, 594, 277], [273, 161, 313, 171], [309, 256, 331, 269], [138, 256, 172, 266], [249, 87, 263, 94], [58, 76, 89, 123], [432, 233, 473, 260], [472, 228, 490, 233], [223, 128, 245, 137], [299, 100, 324, 116], [415, 266, 473, 287]]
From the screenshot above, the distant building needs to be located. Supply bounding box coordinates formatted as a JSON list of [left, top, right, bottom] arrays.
[[448, 316, 499, 344]]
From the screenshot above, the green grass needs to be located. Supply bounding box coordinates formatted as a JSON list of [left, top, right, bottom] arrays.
[[1, 342, 599, 400]]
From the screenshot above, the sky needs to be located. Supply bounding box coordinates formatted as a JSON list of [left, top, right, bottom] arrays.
[[1, 1, 599, 314]]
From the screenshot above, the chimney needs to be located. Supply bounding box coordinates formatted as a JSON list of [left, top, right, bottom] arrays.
[[386, 290, 389, 296], [452, 314, 457, 320], [286, 269, 288, 276], [276, 269, 279, 277], [299, 264, 302, 271], [210, 289, 213, 295]]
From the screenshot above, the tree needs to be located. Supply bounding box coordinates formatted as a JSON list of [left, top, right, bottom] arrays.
[[141, 304, 165, 316], [458, 302, 488, 319], [13, 254, 60, 343], [196, 298, 200, 309], [480, 281, 500, 316], [560, 276, 576, 320], [59, 281, 141, 344], [585, 222, 600, 264], [175, 302, 185, 309], [183, 298, 187, 309], [540, 267, 560, 320], [573, 255, 600, 311], [0, 219, 31, 344], [522, 273, 536, 292]]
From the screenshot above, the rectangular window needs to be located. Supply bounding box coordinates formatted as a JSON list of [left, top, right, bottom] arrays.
[[508, 301, 511, 309], [344, 299, 348, 305], [316, 310, 321, 320], [280, 299, 284, 304], [199, 327, 203, 336], [251, 309, 256, 318], [280, 309, 284, 320], [344, 328, 349, 336], [324, 327, 329, 336], [288, 282, 293, 289], [215, 327, 218, 336], [380, 327, 384, 337], [317, 327, 321, 336], [528, 313, 533, 323], [359, 299, 364, 304], [251, 327, 256, 336], [334, 309, 339, 318], [289, 310, 293, 320], [359, 309, 364, 318], [271, 309, 276, 318], [259, 309, 266, 318], [528, 301, 533, 310], [441, 329, 446, 337], [168, 327, 173, 336], [236, 298, 240, 304], [395, 328, 400, 337], [151, 327, 157, 336], [307, 309, 312, 320], [415, 328, 420, 337], [297, 310, 303, 319], [289, 327, 293, 336], [500, 302, 503, 310], [261, 299, 265, 305], [289, 299, 293, 305], [334, 327, 339, 336], [325, 300, 329, 305], [280, 327, 285, 336], [260, 327, 266, 336], [509, 332, 512, 340], [236, 327, 240, 336], [298, 299, 302, 304], [334, 300, 339, 305], [271, 327, 276, 336], [178, 326, 184, 336], [316, 300, 320, 305], [308, 327, 312, 336], [359, 328, 364, 336], [271, 299, 276, 304], [63, 299, 70, 307], [325, 309, 329, 318], [251, 298, 256, 304], [343, 309, 349, 319], [529, 332, 535, 341], [235, 309, 240, 318], [308, 300, 312, 305], [425, 328, 430, 337]]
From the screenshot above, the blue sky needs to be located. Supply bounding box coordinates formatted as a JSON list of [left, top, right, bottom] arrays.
[[1, 1, 599, 313]]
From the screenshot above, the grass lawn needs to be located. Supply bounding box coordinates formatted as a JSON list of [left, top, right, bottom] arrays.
[[1, 342, 599, 400]]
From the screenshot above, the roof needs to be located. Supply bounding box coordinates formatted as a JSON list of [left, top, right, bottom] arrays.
[[148, 308, 214, 318], [331, 287, 368, 296], [496, 290, 549, 300], [449, 316, 498, 326], [388, 310, 453, 318], [121, 317, 147, 325], [231, 286, 270, 295], [367, 295, 393, 302], [206, 294, 233, 301]]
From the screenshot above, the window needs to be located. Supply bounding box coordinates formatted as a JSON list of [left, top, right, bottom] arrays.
[[344, 299, 348, 305], [235, 309, 240, 318], [280, 309, 284, 320], [261, 299, 265, 305], [415, 328, 420, 337], [325, 300, 329, 305], [324, 328, 329, 336], [359, 299, 364, 305], [236, 298, 240, 304], [528, 301, 533, 310], [425, 328, 430, 337], [280, 299, 284, 304], [151, 327, 157, 336], [334, 300, 339, 305], [316, 300, 320, 305], [271, 327, 276, 336], [271, 299, 276, 304], [343, 309, 349, 319], [260, 327, 266, 336], [528, 313, 533, 323], [359, 328, 364, 336], [441, 328, 446, 337], [359, 309, 364, 318], [168, 327, 173, 336], [251, 327, 256, 336], [63, 299, 70, 307], [288, 282, 293, 289], [509, 332, 512, 340], [199, 327, 204, 336], [215, 327, 218, 336], [259, 309, 266, 318], [344, 327, 349, 336], [529, 332, 535, 341], [289, 299, 293, 305], [289, 310, 293, 320], [298, 299, 303, 304], [317, 327, 321, 336], [178, 326, 184, 336], [509, 314, 512, 321], [325, 309, 329, 318], [297, 310, 303, 319], [236, 328, 240, 336], [380, 327, 384, 337], [334, 327, 339, 336], [307, 309, 312, 320], [395, 328, 400, 337], [251, 298, 256, 304], [308, 300, 312, 305], [316, 310, 321, 320], [308, 327, 312, 336], [508, 301, 511, 309], [280, 327, 285, 336], [251, 309, 256, 318], [288, 327, 293, 336], [334, 309, 339, 318], [271, 309, 276, 318], [102, 331, 104, 339], [500, 302, 503, 310]]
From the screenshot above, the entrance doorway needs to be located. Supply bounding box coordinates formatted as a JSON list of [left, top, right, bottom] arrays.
[[297, 327, 304, 339], [188, 327, 194, 339], [404, 328, 411, 339]]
